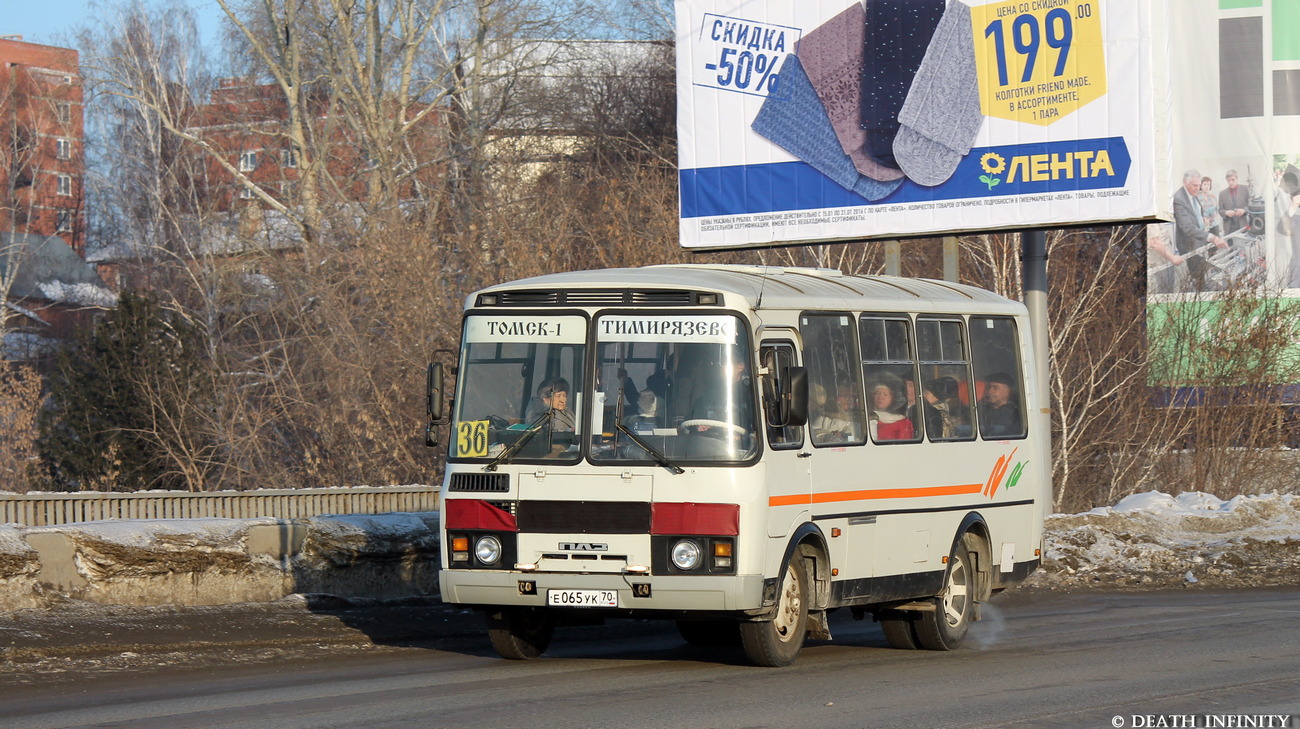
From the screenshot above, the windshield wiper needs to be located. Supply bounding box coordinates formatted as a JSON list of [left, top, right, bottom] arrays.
[[615, 422, 685, 475], [613, 378, 684, 475], [484, 410, 551, 472]]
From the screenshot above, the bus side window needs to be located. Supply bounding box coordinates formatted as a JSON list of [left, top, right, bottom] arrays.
[[800, 314, 866, 447], [859, 316, 922, 443], [760, 343, 803, 449], [971, 317, 1027, 439], [916, 318, 976, 442]]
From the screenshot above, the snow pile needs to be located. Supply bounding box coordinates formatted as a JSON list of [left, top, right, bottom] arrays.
[[36, 281, 118, 308], [0, 513, 442, 608], [53, 518, 265, 550], [308, 513, 439, 543], [45, 519, 277, 581], [0, 524, 37, 579], [296, 512, 440, 569], [1026, 491, 1300, 590]]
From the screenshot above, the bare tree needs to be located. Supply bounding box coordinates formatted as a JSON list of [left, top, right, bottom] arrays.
[[1, 67, 52, 346], [1146, 280, 1300, 496], [0, 361, 41, 492], [80, 0, 215, 263]]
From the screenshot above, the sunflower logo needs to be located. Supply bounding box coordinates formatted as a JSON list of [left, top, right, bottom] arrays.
[[980, 153, 1006, 174], [979, 153, 1006, 191]]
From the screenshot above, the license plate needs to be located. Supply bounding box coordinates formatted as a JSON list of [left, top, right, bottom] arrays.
[[546, 589, 619, 608]]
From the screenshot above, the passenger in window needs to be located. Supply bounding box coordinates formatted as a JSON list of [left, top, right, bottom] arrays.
[[923, 376, 962, 439], [690, 359, 753, 428], [630, 389, 661, 432], [868, 375, 914, 442], [667, 352, 701, 424], [610, 368, 641, 413], [646, 365, 671, 400], [978, 372, 1021, 437], [811, 384, 852, 442], [526, 378, 576, 432], [901, 374, 920, 425]]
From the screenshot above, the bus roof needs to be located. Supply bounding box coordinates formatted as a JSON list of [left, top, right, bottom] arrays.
[[471, 265, 1025, 316]]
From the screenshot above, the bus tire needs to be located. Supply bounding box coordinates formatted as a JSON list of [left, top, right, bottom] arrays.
[[486, 607, 555, 660], [676, 619, 741, 647], [879, 614, 921, 650], [914, 532, 979, 651], [740, 551, 809, 667]]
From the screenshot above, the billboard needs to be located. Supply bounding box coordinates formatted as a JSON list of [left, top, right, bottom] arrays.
[[1146, 0, 1300, 392], [1150, 0, 1300, 297], [675, 0, 1167, 249]]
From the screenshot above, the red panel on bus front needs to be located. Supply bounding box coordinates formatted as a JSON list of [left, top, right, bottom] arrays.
[[444, 499, 518, 532], [651, 503, 739, 536]]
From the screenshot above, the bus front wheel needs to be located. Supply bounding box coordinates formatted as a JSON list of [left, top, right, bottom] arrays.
[[486, 607, 555, 660], [914, 532, 980, 651], [740, 552, 809, 667]]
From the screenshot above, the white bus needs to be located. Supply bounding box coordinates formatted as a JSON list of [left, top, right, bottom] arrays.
[[429, 265, 1048, 666]]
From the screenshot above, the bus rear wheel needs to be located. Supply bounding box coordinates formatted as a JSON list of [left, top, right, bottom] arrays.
[[879, 614, 921, 650], [914, 532, 979, 651], [740, 552, 809, 667], [486, 607, 555, 660]]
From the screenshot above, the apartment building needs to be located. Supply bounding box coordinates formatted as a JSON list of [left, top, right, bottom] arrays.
[[1, 36, 84, 255]]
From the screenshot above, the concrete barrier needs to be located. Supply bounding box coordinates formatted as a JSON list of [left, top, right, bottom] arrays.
[[0, 513, 441, 611]]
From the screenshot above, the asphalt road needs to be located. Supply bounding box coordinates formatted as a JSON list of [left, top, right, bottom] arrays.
[[2, 588, 1299, 729]]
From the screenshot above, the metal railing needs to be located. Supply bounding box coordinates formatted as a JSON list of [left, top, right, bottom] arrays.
[[0, 485, 440, 527]]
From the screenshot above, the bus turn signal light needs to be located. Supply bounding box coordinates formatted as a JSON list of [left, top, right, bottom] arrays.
[[713, 540, 733, 569]]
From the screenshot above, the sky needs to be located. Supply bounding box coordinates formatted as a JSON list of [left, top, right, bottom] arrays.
[[1, 0, 225, 50]]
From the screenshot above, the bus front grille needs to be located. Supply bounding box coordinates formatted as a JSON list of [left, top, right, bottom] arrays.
[[448, 473, 510, 493], [517, 501, 651, 534]]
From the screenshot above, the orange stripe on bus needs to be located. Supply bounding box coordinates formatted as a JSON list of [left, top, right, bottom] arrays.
[[769, 494, 813, 507], [768, 483, 983, 507]]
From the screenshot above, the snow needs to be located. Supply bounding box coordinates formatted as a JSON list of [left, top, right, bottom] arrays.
[[2, 330, 60, 360], [1030, 491, 1300, 590], [0, 524, 31, 555], [309, 513, 437, 542], [35, 281, 118, 308], [32, 518, 277, 550]]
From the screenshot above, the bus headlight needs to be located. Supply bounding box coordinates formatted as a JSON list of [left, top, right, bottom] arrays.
[[671, 539, 702, 571], [475, 535, 503, 565]]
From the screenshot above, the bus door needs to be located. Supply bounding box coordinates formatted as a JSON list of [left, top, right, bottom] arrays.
[[799, 313, 873, 586], [759, 339, 811, 539]]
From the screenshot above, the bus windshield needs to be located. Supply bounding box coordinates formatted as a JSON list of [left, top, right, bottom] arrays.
[[450, 314, 587, 463], [590, 313, 758, 464]]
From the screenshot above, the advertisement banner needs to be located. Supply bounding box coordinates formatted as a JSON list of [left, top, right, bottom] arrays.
[[1147, 0, 1300, 392], [676, 0, 1167, 249], [1151, 0, 1300, 298]]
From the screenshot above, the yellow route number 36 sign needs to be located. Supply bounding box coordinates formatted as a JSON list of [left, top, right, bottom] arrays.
[[970, 0, 1107, 126], [456, 420, 489, 458]]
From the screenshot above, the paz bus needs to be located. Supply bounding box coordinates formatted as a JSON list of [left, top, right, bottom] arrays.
[[427, 264, 1048, 666]]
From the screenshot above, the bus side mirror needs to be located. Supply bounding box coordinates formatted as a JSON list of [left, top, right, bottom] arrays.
[[765, 365, 808, 428], [426, 362, 446, 447], [785, 366, 808, 427]]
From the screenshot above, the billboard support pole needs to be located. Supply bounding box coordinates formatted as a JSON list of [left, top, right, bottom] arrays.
[[942, 237, 959, 282], [885, 241, 901, 276], [1022, 228, 1052, 509]]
